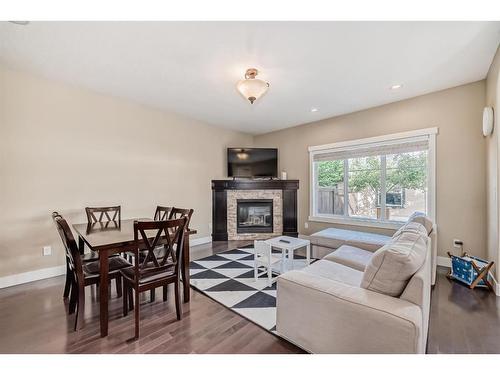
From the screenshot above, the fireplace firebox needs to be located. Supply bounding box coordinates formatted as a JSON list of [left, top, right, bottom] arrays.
[[237, 199, 273, 233]]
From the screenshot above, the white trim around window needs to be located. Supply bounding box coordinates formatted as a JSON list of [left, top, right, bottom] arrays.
[[309, 127, 438, 230]]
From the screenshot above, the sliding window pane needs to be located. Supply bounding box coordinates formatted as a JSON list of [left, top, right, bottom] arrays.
[[385, 151, 427, 221], [316, 160, 345, 215], [348, 156, 381, 219]]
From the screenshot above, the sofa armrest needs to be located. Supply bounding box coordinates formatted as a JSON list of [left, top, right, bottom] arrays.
[[276, 270, 424, 353]]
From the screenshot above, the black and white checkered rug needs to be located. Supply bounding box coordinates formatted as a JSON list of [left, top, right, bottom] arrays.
[[189, 245, 309, 335]]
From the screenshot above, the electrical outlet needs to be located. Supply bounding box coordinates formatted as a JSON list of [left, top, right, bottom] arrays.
[[42, 246, 52, 256], [304, 222, 309, 229], [453, 239, 463, 248]]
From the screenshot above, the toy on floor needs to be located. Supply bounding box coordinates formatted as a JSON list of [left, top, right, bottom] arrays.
[[446, 251, 494, 291]]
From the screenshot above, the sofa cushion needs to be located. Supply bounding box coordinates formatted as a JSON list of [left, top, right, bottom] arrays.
[[407, 212, 433, 235], [310, 228, 391, 252], [323, 245, 373, 271], [300, 260, 363, 287], [393, 221, 428, 239], [361, 230, 428, 297]]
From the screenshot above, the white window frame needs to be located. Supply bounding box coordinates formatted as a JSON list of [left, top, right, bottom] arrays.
[[309, 127, 437, 230]]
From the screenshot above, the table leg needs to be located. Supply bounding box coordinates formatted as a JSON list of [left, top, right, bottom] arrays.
[[306, 244, 311, 265], [99, 250, 109, 337], [182, 231, 190, 303]]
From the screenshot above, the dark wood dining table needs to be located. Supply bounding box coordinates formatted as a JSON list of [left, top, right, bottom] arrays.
[[72, 218, 197, 337]]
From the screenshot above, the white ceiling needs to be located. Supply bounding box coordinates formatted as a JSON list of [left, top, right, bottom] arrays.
[[1, 21, 499, 135]]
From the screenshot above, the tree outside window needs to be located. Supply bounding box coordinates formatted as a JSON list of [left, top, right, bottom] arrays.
[[316, 151, 427, 221]]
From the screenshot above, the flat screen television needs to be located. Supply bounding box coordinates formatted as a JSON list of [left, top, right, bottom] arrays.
[[227, 148, 278, 178]]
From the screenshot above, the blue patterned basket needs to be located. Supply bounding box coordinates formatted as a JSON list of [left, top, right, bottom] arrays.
[[449, 254, 488, 287]]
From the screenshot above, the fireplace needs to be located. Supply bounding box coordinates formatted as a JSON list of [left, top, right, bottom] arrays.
[[211, 179, 298, 241], [237, 199, 273, 233]]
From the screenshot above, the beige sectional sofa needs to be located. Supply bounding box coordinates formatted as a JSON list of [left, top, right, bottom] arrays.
[[277, 214, 433, 354], [302, 215, 437, 285]]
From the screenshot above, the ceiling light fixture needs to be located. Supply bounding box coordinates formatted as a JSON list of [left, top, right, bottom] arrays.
[[390, 84, 402, 90], [311, 108, 319, 112], [236, 151, 249, 160], [236, 68, 269, 104]]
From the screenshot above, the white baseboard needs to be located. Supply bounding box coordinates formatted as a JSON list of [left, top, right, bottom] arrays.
[[190, 236, 212, 247], [437, 256, 451, 267], [0, 265, 66, 289], [489, 272, 500, 296]]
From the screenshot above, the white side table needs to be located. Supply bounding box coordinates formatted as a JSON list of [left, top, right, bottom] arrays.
[[264, 236, 311, 272]]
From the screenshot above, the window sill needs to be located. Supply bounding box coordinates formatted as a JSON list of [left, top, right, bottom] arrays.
[[308, 215, 404, 230]]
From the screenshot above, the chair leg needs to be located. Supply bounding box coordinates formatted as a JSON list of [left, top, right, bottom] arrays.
[[75, 284, 85, 331], [163, 285, 168, 301], [115, 275, 123, 298], [63, 266, 71, 299], [134, 288, 140, 340], [174, 281, 182, 320], [123, 282, 129, 317], [69, 281, 78, 315], [128, 286, 134, 311], [150, 288, 155, 303], [73, 290, 79, 331], [254, 263, 258, 282]]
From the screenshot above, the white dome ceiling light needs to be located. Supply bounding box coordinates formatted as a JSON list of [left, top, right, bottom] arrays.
[[236, 68, 269, 104]]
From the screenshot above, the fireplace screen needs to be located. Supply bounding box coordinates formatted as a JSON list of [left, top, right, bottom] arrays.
[[236, 199, 273, 233]]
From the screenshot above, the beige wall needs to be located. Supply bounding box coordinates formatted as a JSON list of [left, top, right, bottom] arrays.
[[255, 81, 487, 259], [0, 66, 253, 278], [0, 63, 492, 280], [486, 46, 500, 278]]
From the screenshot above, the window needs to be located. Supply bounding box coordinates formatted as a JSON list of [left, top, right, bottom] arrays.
[[310, 129, 436, 228]]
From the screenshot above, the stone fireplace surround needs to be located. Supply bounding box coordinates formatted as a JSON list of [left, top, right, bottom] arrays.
[[228, 190, 282, 240], [211, 179, 299, 241]]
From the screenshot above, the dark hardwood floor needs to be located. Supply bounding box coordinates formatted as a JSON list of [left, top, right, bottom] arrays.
[[0, 241, 498, 354], [0, 240, 302, 354], [427, 267, 500, 354]]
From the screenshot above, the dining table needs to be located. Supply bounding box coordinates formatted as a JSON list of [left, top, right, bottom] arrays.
[[72, 218, 197, 337]]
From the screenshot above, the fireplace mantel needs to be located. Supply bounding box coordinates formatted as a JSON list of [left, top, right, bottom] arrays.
[[211, 179, 299, 241]]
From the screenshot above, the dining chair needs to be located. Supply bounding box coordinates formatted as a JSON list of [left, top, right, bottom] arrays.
[[82, 205, 121, 258], [121, 217, 188, 339], [133, 205, 171, 302], [147, 207, 194, 302], [168, 207, 194, 229], [83, 205, 124, 273], [154, 206, 172, 221], [253, 240, 282, 287], [52, 212, 132, 330], [85, 205, 121, 224]]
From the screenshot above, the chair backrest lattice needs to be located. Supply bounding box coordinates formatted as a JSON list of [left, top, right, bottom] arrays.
[[133, 217, 188, 280], [168, 207, 194, 230], [85, 206, 121, 224], [154, 206, 172, 221]]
